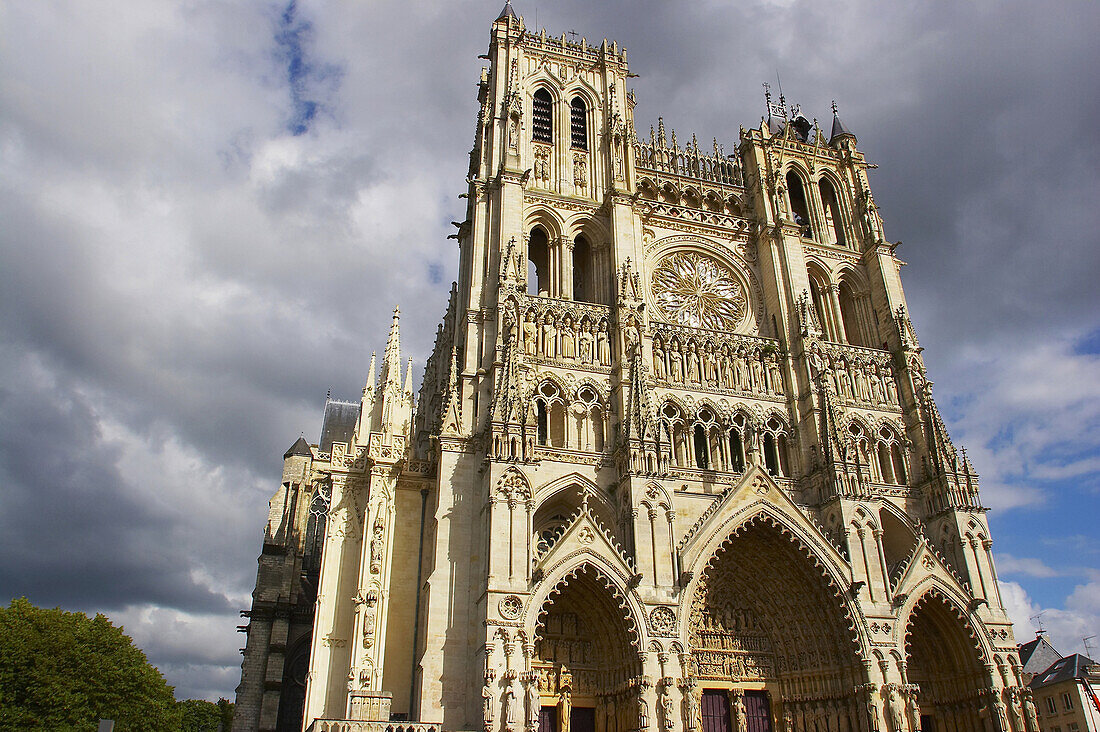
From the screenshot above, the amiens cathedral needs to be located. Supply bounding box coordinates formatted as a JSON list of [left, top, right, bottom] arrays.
[[234, 5, 1040, 732]]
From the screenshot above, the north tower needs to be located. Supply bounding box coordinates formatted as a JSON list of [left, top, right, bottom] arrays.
[[234, 6, 1035, 732]]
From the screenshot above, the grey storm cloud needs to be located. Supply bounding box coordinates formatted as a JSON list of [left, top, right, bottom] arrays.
[[2, 0, 1098, 700]]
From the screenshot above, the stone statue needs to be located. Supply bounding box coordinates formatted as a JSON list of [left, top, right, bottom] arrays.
[[653, 339, 667, 380], [683, 682, 700, 731], [638, 693, 650, 731], [482, 675, 495, 728], [597, 328, 611, 366], [686, 342, 700, 383], [623, 320, 640, 358], [1022, 692, 1039, 732], [525, 675, 540, 729], [504, 684, 517, 727], [660, 685, 675, 732], [670, 342, 684, 382], [561, 316, 577, 360], [579, 323, 594, 364], [886, 687, 905, 732], [541, 314, 557, 358], [369, 516, 384, 573], [524, 312, 538, 357]]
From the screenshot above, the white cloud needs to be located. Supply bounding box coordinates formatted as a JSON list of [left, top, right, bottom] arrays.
[[1000, 579, 1100, 659]]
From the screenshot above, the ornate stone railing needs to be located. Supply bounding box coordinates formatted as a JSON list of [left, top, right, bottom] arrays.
[[650, 324, 784, 399], [819, 341, 901, 411], [307, 723, 441, 732], [518, 295, 613, 371], [634, 130, 743, 188]]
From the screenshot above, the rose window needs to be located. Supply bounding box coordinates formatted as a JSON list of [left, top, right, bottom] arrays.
[[651, 252, 746, 330]]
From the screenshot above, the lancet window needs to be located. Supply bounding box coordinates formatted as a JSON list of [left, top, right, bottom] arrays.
[[660, 402, 690, 468], [875, 426, 907, 485], [785, 170, 813, 239], [693, 407, 724, 471], [302, 484, 330, 574], [534, 381, 567, 448], [572, 235, 593, 303], [761, 416, 791, 477], [532, 88, 553, 144], [573, 386, 605, 452], [837, 277, 877, 347], [818, 177, 847, 247], [528, 226, 551, 297], [728, 413, 748, 473], [570, 96, 588, 150]]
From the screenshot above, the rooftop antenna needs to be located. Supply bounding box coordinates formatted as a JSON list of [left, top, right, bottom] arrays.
[[567, 29, 579, 44], [1085, 635, 1096, 659], [1031, 611, 1046, 635]]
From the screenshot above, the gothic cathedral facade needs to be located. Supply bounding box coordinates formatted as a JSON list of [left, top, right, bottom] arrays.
[[234, 7, 1040, 732]]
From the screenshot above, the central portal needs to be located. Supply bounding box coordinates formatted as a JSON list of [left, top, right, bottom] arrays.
[[690, 516, 866, 732]]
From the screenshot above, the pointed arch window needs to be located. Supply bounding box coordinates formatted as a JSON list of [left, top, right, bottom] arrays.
[[533, 88, 553, 144], [570, 97, 588, 150], [786, 171, 813, 239], [818, 178, 847, 247]]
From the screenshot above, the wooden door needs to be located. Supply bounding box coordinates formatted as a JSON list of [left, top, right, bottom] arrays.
[[571, 707, 596, 732], [702, 690, 731, 732], [539, 706, 559, 732], [744, 691, 772, 732]]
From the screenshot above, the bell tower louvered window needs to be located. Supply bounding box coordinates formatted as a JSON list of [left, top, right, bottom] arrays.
[[570, 97, 588, 150], [532, 88, 553, 144]]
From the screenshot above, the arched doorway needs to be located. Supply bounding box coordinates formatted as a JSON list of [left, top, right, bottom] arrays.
[[533, 565, 641, 732], [904, 591, 990, 732], [689, 515, 866, 732]]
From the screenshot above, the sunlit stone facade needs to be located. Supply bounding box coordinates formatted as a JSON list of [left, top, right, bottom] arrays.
[[234, 6, 1034, 732]]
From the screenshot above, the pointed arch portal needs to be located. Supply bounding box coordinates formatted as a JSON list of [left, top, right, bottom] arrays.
[[904, 591, 989, 732], [689, 515, 867, 732], [534, 564, 642, 732]]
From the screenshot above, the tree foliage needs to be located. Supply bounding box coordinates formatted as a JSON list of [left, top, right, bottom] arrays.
[[0, 597, 181, 731], [177, 697, 233, 731]]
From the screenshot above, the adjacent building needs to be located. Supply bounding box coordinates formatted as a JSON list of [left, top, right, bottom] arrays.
[[234, 5, 1035, 732]]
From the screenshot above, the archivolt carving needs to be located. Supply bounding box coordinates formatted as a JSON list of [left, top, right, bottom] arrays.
[[686, 512, 865, 688]]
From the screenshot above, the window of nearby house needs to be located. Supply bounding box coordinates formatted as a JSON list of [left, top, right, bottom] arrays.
[[1062, 693, 1073, 711], [1047, 698, 1057, 715], [1067, 723, 1078, 732]]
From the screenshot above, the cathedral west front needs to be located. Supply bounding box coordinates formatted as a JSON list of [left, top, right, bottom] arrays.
[[233, 6, 1038, 732]]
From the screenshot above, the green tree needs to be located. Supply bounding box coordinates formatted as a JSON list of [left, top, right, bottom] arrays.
[[0, 597, 182, 731], [215, 698, 234, 730], [178, 699, 221, 731]]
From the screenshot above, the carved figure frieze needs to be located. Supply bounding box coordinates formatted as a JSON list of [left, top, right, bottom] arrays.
[[521, 298, 612, 370], [651, 325, 784, 398]]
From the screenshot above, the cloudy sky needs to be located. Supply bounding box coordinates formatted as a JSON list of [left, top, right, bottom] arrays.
[[2, 0, 1099, 701]]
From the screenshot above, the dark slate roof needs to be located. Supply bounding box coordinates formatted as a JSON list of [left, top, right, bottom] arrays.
[[496, 1, 517, 22], [1021, 635, 1063, 675], [830, 112, 854, 142], [283, 436, 312, 460], [319, 400, 361, 452], [1030, 654, 1098, 689]]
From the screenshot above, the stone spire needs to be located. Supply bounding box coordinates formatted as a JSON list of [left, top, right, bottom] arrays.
[[830, 100, 856, 145], [370, 306, 413, 442], [355, 351, 377, 439]]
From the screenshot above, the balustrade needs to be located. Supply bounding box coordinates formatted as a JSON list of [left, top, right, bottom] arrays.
[[634, 137, 743, 187]]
